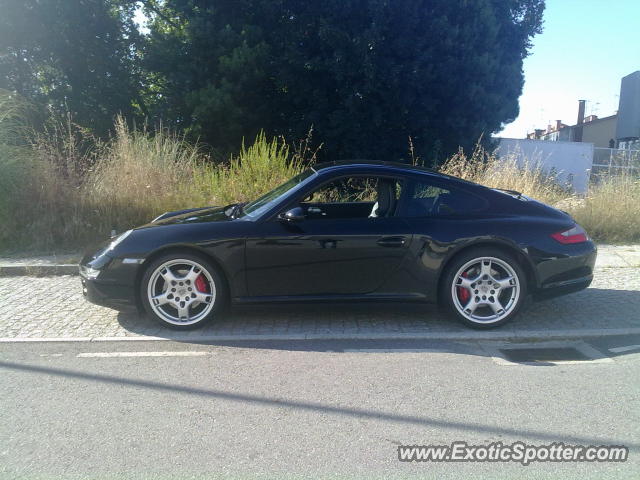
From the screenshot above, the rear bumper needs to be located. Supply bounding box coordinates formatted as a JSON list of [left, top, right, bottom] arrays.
[[534, 274, 593, 301], [532, 241, 597, 301]]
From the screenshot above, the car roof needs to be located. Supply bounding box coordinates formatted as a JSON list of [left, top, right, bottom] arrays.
[[311, 160, 471, 184]]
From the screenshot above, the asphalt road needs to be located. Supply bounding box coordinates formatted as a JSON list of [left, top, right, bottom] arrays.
[[1, 336, 639, 479]]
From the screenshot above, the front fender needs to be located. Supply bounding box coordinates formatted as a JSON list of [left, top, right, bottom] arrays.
[[110, 222, 251, 298]]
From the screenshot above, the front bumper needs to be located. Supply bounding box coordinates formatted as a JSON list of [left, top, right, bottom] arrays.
[[80, 275, 137, 310], [79, 247, 142, 311]]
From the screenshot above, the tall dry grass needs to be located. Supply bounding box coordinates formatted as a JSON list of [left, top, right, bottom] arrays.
[[85, 123, 311, 235], [85, 118, 215, 235], [0, 92, 31, 232], [570, 172, 640, 243], [1, 89, 638, 252], [439, 145, 569, 205], [0, 93, 313, 252], [0, 91, 85, 250]]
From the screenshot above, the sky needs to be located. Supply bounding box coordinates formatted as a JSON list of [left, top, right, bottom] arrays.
[[498, 0, 640, 138]]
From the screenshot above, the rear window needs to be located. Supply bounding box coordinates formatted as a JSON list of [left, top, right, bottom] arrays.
[[404, 180, 487, 217]]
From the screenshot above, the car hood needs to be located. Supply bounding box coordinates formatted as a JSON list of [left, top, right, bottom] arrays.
[[148, 206, 231, 227]]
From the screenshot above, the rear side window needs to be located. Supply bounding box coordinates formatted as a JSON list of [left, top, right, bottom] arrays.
[[402, 179, 487, 217]]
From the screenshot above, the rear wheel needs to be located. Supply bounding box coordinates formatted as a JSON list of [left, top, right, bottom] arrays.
[[441, 248, 527, 329], [140, 252, 226, 329]]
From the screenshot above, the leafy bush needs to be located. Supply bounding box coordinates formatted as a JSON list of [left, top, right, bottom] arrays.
[[208, 131, 306, 206]]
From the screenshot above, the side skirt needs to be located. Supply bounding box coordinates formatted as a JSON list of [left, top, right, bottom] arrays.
[[232, 292, 429, 305]]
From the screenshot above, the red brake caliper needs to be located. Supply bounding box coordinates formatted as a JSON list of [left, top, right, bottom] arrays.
[[457, 272, 470, 303], [194, 274, 209, 293]]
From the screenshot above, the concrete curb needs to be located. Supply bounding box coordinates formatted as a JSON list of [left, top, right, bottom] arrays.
[[0, 264, 79, 277], [1, 327, 640, 343]]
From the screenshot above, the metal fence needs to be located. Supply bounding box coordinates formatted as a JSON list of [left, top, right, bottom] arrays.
[[592, 148, 640, 176]]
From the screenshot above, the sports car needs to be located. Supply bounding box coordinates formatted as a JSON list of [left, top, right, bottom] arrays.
[[80, 161, 597, 329]]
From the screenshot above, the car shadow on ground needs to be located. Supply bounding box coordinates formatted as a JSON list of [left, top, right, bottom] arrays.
[[115, 287, 640, 352], [116, 301, 459, 337]]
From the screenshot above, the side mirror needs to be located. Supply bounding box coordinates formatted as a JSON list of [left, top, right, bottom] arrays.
[[278, 207, 306, 223]]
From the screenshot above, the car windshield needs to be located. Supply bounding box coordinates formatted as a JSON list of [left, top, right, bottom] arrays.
[[241, 169, 316, 218]]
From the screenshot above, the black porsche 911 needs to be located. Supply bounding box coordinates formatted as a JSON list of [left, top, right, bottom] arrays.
[[80, 161, 596, 329]]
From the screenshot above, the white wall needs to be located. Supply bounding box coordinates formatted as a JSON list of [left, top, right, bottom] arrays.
[[496, 138, 593, 194]]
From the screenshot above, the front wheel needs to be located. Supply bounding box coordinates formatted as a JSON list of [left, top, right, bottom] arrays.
[[441, 248, 527, 329], [140, 252, 226, 329]]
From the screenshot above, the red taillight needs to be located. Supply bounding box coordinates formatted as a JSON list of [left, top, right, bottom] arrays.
[[551, 224, 588, 244]]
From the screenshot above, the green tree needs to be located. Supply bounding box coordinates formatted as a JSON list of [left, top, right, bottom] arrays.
[[144, 0, 545, 161], [0, 0, 145, 135], [1, 0, 545, 161]]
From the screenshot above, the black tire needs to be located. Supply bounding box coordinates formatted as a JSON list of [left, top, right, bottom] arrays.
[[440, 247, 528, 329], [140, 251, 227, 330]]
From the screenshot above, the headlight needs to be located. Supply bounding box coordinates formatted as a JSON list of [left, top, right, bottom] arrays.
[[108, 229, 133, 251], [80, 265, 102, 279]]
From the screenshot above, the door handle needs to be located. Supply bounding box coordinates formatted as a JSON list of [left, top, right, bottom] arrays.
[[319, 239, 337, 249], [307, 206, 325, 215], [377, 236, 406, 247]]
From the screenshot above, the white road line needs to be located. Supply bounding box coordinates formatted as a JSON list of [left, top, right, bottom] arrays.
[[608, 345, 640, 353], [77, 351, 210, 358]]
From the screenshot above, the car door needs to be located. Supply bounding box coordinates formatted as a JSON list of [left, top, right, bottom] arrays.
[[244, 175, 413, 297]]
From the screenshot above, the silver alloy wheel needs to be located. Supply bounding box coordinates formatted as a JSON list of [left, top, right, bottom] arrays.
[[146, 259, 216, 326], [451, 256, 520, 324]]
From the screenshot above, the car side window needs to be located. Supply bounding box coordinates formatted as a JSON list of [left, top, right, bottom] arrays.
[[403, 179, 486, 217], [307, 177, 379, 203], [300, 176, 403, 220]]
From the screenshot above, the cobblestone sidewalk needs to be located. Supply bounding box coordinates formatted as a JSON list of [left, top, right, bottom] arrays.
[[0, 267, 638, 340]]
